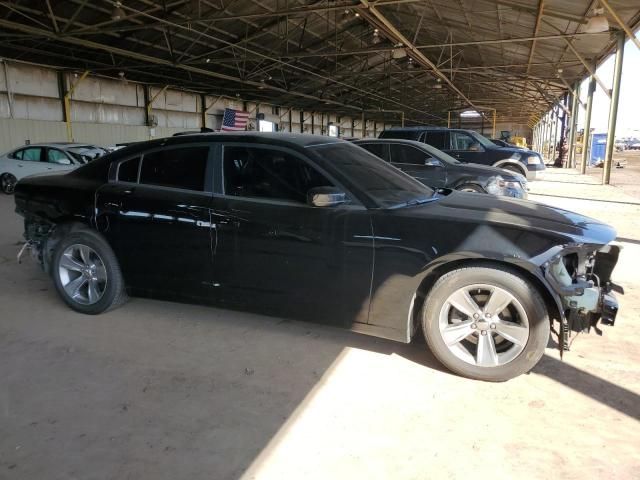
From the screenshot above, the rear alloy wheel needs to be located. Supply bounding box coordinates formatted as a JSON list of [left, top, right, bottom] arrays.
[[1, 173, 17, 194], [52, 229, 127, 314], [422, 266, 549, 381]]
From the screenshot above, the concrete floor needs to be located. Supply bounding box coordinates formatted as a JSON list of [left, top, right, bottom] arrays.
[[1, 169, 639, 480]]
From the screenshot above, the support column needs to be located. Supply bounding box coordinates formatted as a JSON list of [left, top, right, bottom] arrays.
[[581, 76, 596, 174], [63, 70, 89, 142], [401, 111, 405, 127], [300, 111, 304, 133], [603, 31, 625, 185], [567, 81, 580, 168], [551, 106, 559, 164], [200, 94, 207, 129], [492, 110, 496, 139], [361, 112, 366, 138]]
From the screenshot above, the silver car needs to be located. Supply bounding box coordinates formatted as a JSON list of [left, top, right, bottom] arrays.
[[0, 142, 106, 194]]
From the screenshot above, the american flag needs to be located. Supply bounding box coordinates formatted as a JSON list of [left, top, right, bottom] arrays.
[[221, 108, 250, 131]]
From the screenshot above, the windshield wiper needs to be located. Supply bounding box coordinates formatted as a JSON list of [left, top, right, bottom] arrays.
[[390, 193, 440, 209]]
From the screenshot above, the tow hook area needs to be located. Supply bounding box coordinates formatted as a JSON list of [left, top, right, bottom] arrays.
[[545, 255, 621, 353], [16, 240, 35, 264]]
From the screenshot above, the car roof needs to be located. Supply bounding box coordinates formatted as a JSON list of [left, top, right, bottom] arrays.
[[129, 132, 346, 150], [381, 127, 472, 134], [355, 138, 429, 148], [13, 142, 98, 149]]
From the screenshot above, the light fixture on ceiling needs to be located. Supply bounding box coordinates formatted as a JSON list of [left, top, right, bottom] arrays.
[[407, 57, 418, 69], [392, 48, 407, 59], [118, 71, 128, 85], [584, 7, 609, 33], [372, 28, 381, 45], [460, 110, 481, 118], [111, 1, 126, 21], [205, 58, 211, 63]]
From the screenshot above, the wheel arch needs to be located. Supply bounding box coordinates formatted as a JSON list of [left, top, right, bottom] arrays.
[[408, 257, 562, 342], [39, 219, 94, 274], [492, 159, 527, 176]]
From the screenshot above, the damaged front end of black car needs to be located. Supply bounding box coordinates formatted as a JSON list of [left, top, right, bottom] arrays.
[[542, 241, 623, 353]]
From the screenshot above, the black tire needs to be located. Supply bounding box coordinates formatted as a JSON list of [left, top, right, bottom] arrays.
[[422, 265, 549, 382], [1, 173, 17, 194], [51, 228, 127, 314], [456, 183, 484, 193], [499, 164, 525, 176]]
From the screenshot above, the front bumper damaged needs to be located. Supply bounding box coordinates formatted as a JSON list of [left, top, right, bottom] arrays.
[[543, 243, 623, 352]]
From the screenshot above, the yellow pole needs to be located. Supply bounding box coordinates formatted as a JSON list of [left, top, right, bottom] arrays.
[[146, 85, 168, 124], [64, 70, 89, 142], [447, 111, 451, 128], [492, 109, 496, 139]]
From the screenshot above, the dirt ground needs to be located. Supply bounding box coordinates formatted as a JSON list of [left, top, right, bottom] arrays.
[[0, 169, 639, 480], [582, 149, 640, 199]]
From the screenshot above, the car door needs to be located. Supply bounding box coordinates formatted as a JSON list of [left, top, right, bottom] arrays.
[[388, 143, 447, 188], [8, 147, 45, 179], [44, 148, 76, 172], [208, 143, 373, 326], [95, 144, 215, 298], [448, 131, 487, 164]]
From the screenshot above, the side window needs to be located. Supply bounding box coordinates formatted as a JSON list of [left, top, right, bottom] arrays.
[[139, 146, 209, 191], [15, 147, 42, 162], [47, 149, 72, 165], [223, 146, 334, 204], [359, 143, 388, 161], [118, 157, 141, 183], [451, 132, 480, 151], [423, 131, 448, 149], [390, 145, 428, 165]]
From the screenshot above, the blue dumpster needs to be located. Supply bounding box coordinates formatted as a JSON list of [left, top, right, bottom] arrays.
[[590, 133, 607, 165]]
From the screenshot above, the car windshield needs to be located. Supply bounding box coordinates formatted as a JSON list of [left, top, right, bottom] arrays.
[[67, 146, 106, 163], [468, 131, 497, 149], [307, 142, 436, 209]]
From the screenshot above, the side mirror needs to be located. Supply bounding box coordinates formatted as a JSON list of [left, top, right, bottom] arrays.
[[307, 186, 347, 207], [469, 142, 483, 152], [425, 158, 443, 167]]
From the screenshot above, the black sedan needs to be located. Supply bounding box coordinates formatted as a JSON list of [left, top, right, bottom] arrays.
[[14, 133, 621, 381], [355, 138, 528, 199]]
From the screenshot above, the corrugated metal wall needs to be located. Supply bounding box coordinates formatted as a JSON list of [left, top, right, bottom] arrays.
[[0, 61, 396, 154]]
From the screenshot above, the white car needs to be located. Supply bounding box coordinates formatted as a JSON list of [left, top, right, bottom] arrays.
[[0, 143, 106, 194]]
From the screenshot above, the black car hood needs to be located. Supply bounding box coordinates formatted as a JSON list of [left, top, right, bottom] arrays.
[[401, 190, 616, 245], [446, 161, 523, 180]]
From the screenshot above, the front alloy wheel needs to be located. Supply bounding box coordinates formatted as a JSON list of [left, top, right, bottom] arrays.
[[423, 265, 549, 381], [438, 284, 529, 367]]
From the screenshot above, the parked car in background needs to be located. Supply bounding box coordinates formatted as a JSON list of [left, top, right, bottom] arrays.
[[354, 139, 528, 199], [14, 133, 621, 381], [379, 127, 544, 180], [491, 139, 519, 148], [0, 142, 105, 194]]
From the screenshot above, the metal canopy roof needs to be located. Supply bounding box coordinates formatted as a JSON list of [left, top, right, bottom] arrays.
[[0, 1, 638, 125]]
